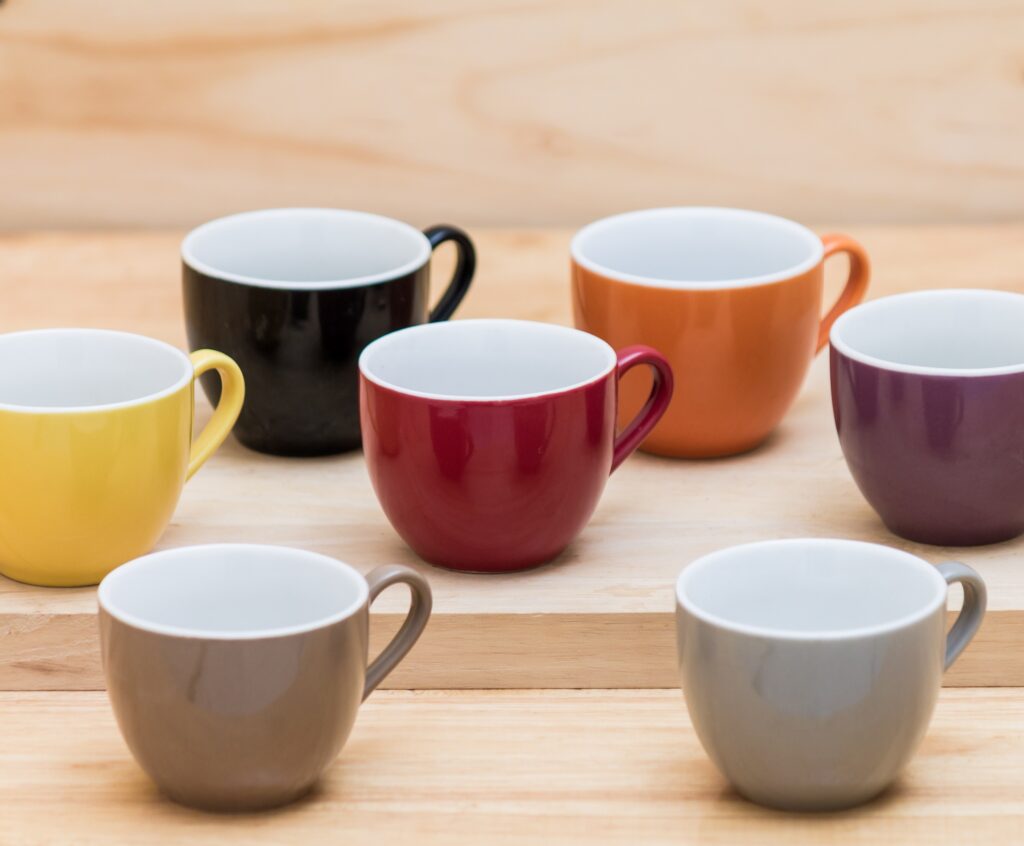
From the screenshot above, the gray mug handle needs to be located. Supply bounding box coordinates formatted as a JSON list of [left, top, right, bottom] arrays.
[[362, 565, 432, 700], [937, 561, 987, 671]]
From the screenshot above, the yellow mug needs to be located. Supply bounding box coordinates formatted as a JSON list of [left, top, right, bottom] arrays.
[[0, 329, 245, 586]]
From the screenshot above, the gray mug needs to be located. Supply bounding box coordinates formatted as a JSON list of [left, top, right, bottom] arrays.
[[675, 538, 985, 811], [99, 544, 432, 811]]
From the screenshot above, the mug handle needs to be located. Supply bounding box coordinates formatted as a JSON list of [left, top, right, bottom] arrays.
[[363, 564, 433, 700], [424, 225, 476, 322], [611, 346, 674, 472], [937, 562, 987, 671], [815, 233, 871, 352], [187, 350, 245, 480]]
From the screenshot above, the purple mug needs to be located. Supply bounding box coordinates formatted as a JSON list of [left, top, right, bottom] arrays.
[[830, 289, 1024, 546]]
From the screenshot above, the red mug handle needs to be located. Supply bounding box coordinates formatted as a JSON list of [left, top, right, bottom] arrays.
[[611, 346, 674, 472]]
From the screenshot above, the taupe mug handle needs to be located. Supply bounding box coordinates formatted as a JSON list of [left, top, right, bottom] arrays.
[[363, 565, 433, 700], [937, 562, 987, 671]]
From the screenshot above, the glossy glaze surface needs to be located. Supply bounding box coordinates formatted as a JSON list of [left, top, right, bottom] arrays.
[[183, 214, 475, 456], [359, 322, 672, 572], [831, 348, 1024, 546], [572, 209, 869, 457], [102, 604, 366, 811], [99, 547, 431, 812], [676, 540, 986, 811], [0, 334, 242, 587]]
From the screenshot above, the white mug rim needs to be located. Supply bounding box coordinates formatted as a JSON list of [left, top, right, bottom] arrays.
[[675, 538, 947, 641], [98, 544, 370, 640], [0, 328, 193, 415], [181, 207, 432, 291], [830, 288, 1024, 377], [358, 318, 618, 402], [571, 207, 824, 290]]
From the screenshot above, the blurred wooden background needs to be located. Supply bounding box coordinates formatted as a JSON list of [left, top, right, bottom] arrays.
[[1, 0, 1021, 230]]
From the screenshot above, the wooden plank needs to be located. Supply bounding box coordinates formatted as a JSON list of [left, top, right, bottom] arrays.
[[1, 2, 1023, 229], [0, 688, 1022, 843], [4, 609, 1020, 691], [1, 227, 1024, 690]]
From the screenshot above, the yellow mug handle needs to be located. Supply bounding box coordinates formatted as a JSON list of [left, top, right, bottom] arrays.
[[187, 350, 245, 480]]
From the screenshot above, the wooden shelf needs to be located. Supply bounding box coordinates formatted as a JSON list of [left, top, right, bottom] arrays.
[[0, 688, 1020, 843], [2, 228, 1024, 689]]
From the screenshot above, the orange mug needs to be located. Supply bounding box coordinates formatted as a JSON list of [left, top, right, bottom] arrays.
[[572, 207, 870, 458]]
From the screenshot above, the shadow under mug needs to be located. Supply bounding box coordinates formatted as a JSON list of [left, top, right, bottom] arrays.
[[0, 329, 243, 587], [572, 207, 870, 457], [676, 539, 986, 811], [832, 289, 1024, 546], [99, 544, 432, 812], [359, 319, 674, 572], [183, 208, 476, 456]]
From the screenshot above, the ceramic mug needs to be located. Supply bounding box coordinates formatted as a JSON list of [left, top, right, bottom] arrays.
[[0, 329, 243, 587], [183, 208, 476, 456], [359, 319, 673, 572], [676, 539, 986, 811], [832, 289, 1024, 546], [572, 207, 870, 457], [99, 544, 432, 811]]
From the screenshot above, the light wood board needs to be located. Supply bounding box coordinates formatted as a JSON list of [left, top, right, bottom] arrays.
[[0, 688, 1022, 844], [1, 227, 1024, 689], [2, 1, 1024, 229]]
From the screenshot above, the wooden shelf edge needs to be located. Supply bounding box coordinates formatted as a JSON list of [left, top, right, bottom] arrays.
[[2, 609, 1018, 691]]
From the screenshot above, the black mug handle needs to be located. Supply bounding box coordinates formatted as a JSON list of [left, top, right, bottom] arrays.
[[423, 225, 476, 322]]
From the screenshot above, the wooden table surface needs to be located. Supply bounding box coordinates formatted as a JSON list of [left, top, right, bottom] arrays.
[[1, 227, 1024, 690], [0, 688, 1020, 844], [1, 227, 1023, 842]]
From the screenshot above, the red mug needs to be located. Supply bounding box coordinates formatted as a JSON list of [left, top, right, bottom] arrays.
[[359, 319, 674, 572]]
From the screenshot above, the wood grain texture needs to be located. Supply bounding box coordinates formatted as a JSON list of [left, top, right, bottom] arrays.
[[1, 1, 1023, 229], [1, 227, 1024, 690], [0, 688, 1022, 844]]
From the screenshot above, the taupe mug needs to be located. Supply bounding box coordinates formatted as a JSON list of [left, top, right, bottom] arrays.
[[675, 539, 986, 811], [98, 544, 432, 811]]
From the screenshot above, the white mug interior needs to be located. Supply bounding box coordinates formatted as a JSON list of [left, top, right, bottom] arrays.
[[676, 539, 947, 638], [830, 289, 1024, 375], [0, 329, 192, 412], [98, 544, 369, 638], [571, 207, 823, 288], [181, 208, 431, 289], [359, 319, 616, 400]]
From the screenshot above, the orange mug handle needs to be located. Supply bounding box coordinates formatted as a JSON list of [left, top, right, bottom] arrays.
[[816, 234, 871, 352]]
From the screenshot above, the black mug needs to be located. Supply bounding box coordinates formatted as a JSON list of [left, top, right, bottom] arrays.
[[182, 208, 475, 456]]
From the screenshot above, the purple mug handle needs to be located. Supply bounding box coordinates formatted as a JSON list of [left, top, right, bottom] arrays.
[[611, 346, 674, 472]]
